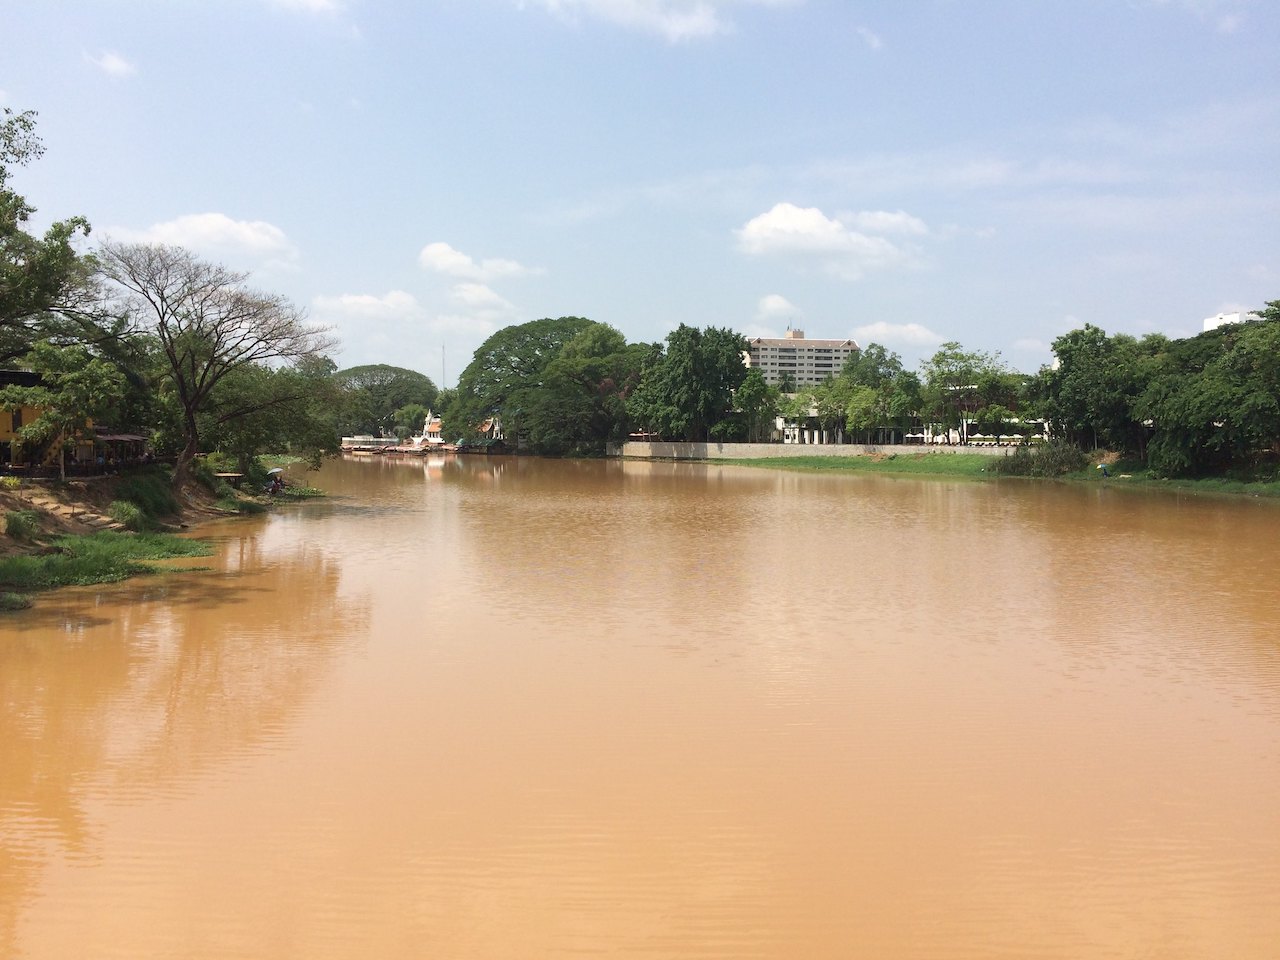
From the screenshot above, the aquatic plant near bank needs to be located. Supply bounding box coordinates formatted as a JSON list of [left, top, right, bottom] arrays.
[[0, 530, 213, 598]]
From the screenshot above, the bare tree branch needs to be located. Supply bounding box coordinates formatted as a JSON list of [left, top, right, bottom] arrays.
[[97, 240, 338, 488]]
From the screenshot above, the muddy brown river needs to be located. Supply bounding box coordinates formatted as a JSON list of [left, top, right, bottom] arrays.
[[2, 455, 1279, 958]]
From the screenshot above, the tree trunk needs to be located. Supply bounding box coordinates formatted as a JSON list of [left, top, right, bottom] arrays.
[[172, 421, 200, 491]]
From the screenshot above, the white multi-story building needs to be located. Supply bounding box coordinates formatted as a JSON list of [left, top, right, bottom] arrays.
[[743, 329, 860, 389], [1203, 311, 1259, 332]]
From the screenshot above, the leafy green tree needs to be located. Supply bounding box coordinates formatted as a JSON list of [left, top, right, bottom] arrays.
[[843, 384, 880, 443], [734, 368, 779, 442], [334, 364, 438, 436], [628, 324, 747, 441], [0, 340, 125, 479], [520, 323, 648, 455], [449, 316, 596, 441], [1136, 317, 1280, 476], [98, 241, 336, 489], [920, 342, 1004, 444], [833, 343, 921, 443], [391, 403, 431, 440], [199, 357, 342, 472], [1, 108, 97, 363], [1034, 325, 1162, 453]]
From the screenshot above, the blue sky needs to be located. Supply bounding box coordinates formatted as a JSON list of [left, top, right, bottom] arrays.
[[4, 0, 1277, 385]]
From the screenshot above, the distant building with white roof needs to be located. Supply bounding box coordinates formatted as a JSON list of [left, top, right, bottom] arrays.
[[743, 329, 860, 389], [1203, 311, 1259, 332]]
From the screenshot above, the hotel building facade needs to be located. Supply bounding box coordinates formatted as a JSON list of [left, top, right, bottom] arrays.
[[743, 329, 860, 389]]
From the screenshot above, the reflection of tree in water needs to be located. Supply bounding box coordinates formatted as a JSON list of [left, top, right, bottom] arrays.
[[0, 539, 368, 954]]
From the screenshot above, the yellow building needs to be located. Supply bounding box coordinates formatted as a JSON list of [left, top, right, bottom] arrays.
[[0, 370, 97, 470]]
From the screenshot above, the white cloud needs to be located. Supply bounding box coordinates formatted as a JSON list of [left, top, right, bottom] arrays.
[[450, 282, 517, 314], [754, 293, 801, 323], [106, 213, 299, 269], [843, 209, 928, 236], [856, 26, 883, 50], [850, 321, 945, 348], [736, 202, 920, 279], [1012, 337, 1050, 353], [313, 290, 425, 321], [419, 241, 542, 282], [521, 0, 801, 42], [85, 51, 136, 77], [431, 313, 502, 337]]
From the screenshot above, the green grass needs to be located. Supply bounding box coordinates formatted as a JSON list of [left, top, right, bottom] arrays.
[[728, 450, 1280, 499], [723, 452, 996, 478], [115, 466, 181, 520], [4, 509, 43, 540], [0, 530, 214, 597], [108, 499, 147, 531]]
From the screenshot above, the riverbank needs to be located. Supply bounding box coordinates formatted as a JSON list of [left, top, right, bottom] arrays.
[[724, 450, 1280, 498], [0, 465, 319, 610]]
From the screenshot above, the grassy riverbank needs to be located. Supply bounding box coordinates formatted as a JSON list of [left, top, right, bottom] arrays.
[[0, 530, 214, 610], [1, 459, 323, 611], [725, 450, 1280, 498], [719, 452, 994, 478]]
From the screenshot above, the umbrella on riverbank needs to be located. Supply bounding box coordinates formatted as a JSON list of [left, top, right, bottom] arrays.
[[267, 468, 284, 475]]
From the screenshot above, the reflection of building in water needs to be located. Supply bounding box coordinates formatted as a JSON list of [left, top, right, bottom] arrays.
[[743, 329, 860, 388]]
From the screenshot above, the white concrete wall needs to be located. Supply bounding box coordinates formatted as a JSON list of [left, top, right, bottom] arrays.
[[608, 441, 1013, 460]]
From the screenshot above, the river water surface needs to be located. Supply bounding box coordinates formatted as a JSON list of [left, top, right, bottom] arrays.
[[2, 455, 1279, 959]]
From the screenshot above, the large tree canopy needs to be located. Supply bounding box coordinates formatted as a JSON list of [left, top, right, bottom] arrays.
[[98, 240, 336, 488], [0, 108, 96, 363], [1135, 315, 1280, 476], [627, 324, 747, 441], [448, 316, 595, 439], [1034, 324, 1163, 452], [334, 363, 438, 436], [517, 322, 648, 454], [919, 342, 1009, 444]]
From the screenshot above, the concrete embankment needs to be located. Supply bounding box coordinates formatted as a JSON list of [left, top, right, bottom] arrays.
[[607, 441, 1015, 461]]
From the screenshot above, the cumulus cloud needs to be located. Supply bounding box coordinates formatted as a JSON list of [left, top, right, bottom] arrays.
[[107, 212, 299, 269], [85, 51, 136, 77], [450, 282, 517, 314], [843, 209, 927, 236], [737, 202, 923, 279], [521, 0, 801, 42], [755, 293, 801, 323], [419, 242, 541, 282], [312, 290, 425, 321], [850, 321, 945, 348]]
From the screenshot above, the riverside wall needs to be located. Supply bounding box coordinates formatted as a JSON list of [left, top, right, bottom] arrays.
[[608, 441, 1014, 461]]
